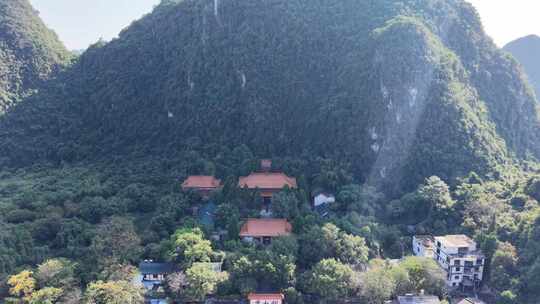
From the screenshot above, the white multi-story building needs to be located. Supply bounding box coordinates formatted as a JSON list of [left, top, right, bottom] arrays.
[[413, 235, 484, 288]]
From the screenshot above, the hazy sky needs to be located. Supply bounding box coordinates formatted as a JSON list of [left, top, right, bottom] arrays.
[[30, 0, 160, 50], [30, 0, 540, 50], [467, 0, 540, 46]]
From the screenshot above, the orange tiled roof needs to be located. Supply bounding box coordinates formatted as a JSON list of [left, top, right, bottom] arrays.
[[238, 173, 297, 190], [247, 293, 285, 301], [182, 176, 221, 189], [239, 219, 292, 237]]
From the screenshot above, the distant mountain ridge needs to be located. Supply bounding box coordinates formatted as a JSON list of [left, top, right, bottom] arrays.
[[504, 35, 540, 98], [0, 0, 539, 194], [0, 0, 71, 113]]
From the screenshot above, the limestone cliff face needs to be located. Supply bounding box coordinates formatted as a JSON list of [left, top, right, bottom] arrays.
[[368, 18, 441, 185], [365, 17, 508, 192]]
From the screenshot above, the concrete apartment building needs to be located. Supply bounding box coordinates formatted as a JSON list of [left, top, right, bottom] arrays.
[[413, 235, 484, 288]]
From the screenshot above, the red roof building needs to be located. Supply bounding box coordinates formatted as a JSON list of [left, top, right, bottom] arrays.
[[238, 173, 297, 198], [181, 176, 222, 197], [240, 219, 292, 244], [247, 293, 285, 304]]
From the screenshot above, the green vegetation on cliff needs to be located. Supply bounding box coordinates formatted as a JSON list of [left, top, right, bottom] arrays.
[[0, 0, 539, 303], [0, 0, 538, 192], [0, 0, 72, 113]]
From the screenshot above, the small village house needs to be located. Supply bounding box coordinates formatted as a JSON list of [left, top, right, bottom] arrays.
[[313, 192, 335, 207], [247, 293, 285, 304], [413, 235, 484, 288], [312, 191, 335, 217], [239, 219, 292, 245], [138, 261, 177, 290], [181, 175, 222, 198]]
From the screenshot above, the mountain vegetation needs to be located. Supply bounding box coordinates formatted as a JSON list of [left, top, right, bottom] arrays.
[[0, 0, 539, 303], [504, 35, 540, 98], [1, 0, 539, 192], [0, 0, 72, 113]]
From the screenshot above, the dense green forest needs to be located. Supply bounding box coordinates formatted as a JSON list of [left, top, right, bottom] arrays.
[[0, 0, 540, 303], [0, 0, 72, 113], [1, 0, 539, 192], [1, 157, 540, 303]]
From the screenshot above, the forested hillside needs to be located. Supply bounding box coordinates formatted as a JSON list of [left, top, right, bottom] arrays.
[[504, 35, 540, 98], [0, 0, 72, 113], [0, 0, 540, 303], [0, 0, 539, 192]]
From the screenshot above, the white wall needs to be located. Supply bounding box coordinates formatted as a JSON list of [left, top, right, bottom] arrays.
[[314, 194, 335, 207]]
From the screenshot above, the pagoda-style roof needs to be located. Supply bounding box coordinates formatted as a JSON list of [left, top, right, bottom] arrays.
[[247, 293, 285, 301], [238, 172, 297, 190], [182, 175, 221, 190], [239, 219, 292, 237]]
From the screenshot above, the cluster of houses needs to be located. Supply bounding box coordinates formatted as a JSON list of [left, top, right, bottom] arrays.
[[182, 159, 298, 245], [140, 160, 297, 303], [138, 160, 486, 304]]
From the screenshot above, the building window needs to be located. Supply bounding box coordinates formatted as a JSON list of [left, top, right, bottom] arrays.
[[455, 275, 460, 280], [476, 258, 483, 265], [454, 260, 461, 265], [452, 283, 457, 287], [456, 267, 461, 272]]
